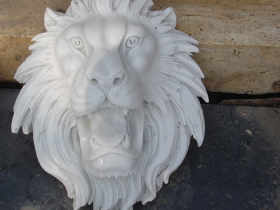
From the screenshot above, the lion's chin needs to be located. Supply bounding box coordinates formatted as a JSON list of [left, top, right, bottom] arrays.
[[75, 101, 144, 177], [82, 154, 142, 178]]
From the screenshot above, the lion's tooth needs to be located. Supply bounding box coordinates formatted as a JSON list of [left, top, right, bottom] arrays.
[[123, 133, 131, 149], [119, 138, 124, 146], [91, 138, 99, 149], [122, 109, 129, 116], [87, 113, 93, 120], [104, 100, 108, 108], [125, 114, 130, 130]]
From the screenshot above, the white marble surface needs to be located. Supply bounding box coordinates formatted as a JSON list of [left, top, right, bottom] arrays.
[[12, 0, 208, 209]]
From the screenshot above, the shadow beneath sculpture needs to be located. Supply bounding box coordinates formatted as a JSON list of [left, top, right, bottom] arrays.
[[1, 90, 280, 210]]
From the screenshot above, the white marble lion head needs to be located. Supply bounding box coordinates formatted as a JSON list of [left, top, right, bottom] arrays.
[[12, 0, 208, 209]]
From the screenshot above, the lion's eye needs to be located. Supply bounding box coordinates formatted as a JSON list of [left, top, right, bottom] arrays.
[[70, 37, 84, 49], [126, 36, 140, 48]]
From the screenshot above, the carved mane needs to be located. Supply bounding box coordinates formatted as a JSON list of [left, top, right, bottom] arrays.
[[12, 0, 208, 209]]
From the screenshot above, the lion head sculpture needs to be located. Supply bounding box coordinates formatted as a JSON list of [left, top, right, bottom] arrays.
[[12, 0, 208, 209]]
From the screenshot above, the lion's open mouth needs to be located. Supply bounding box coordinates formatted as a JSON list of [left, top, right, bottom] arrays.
[[87, 103, 131, 148], [75, 100, 144, 162]]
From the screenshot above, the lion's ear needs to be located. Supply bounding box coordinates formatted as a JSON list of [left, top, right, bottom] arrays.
[[161, 7, 176, 28], [148, 7, 176, 28], [44, 7, 62, 31]]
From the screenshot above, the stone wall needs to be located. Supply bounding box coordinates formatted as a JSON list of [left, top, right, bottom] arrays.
[[0, 0, 279, 94]]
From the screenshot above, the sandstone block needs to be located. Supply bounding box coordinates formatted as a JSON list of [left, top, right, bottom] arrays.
[[0, 0, 279, 94]]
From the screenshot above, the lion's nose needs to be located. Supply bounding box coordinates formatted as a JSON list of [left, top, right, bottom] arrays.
[[89, 71, 125, 92]]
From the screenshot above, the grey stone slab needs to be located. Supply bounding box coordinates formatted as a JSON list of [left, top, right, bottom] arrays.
[[0, 89, 280, 210], [0, 89, 73, 209]]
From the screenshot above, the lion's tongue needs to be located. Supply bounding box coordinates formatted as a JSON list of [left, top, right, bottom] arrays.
[[90, 108, 127, 147]]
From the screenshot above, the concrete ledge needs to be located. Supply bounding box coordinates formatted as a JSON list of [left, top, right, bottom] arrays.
[[0, 0, 279, 94], [0, 37, 32, 83]]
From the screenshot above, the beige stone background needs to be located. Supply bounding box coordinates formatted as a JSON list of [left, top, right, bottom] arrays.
[[0, 0, 279, 94]]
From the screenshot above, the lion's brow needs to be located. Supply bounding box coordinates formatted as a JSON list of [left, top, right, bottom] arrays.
[[84, 16, 127, 49]]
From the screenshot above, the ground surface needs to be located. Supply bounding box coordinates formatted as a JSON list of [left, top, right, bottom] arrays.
[[0, 89, 280, 210]]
